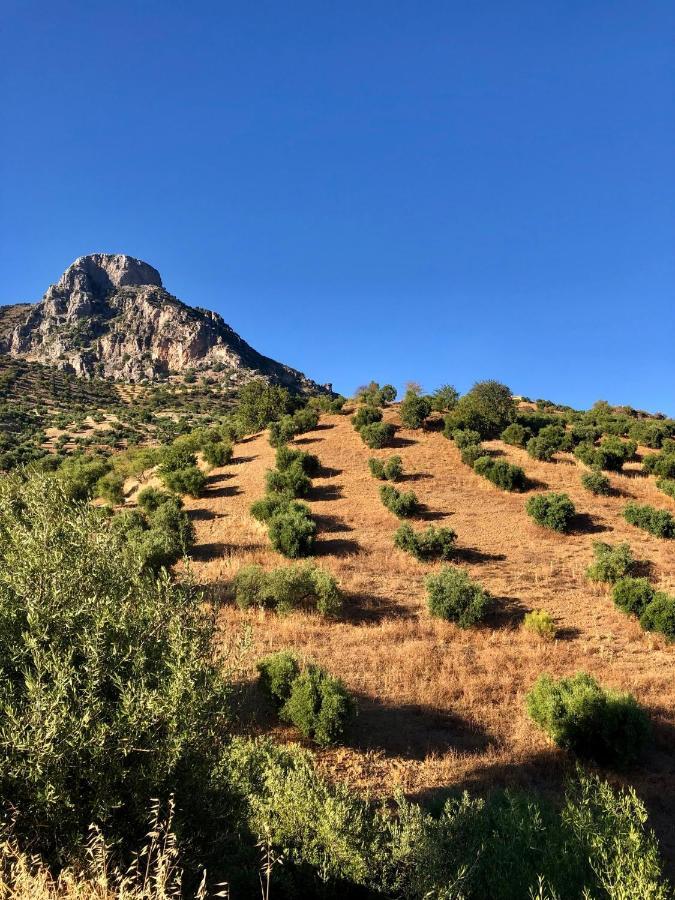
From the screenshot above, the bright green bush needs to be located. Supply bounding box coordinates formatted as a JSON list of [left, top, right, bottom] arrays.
[[526, 492, 575, 533], [233, 563, 342, 616], [276, 446, 320, 476], [368, 455, 402, 481], [444, 380, 516, 439], [643, 452, 675, 479], [430, 384, 459, 412], [656, 477, 675, 499], [137, 486, 182, 513], [292, 407, 320, 433], [159, 464, 207, 497], [581, 470, 611, 495], [236, 380, 292, 432], [623, 502, 675, 538], [393, 522, 457, 560], [268, 415, 299, 448], [95, 470, 125, 505], [256, 651, 300, 704], [426, 566, 491, 626], [359, 421, 395, 448], [501, 422, 530, 447], [265, 460, 312, 497], [399, 391, 432, 429], [268, 504, 317, 557], [351, 406, 383, 430], [460, 444, 485, 467], [523, 609, 556, 640], [612, 577, 656, 616], [473, 456, 526, 491], [280, 665, 355, 747], [585, 541, 634, 584], [526, 673, 650, 766], [379, 484, 419, 518], [202, 440, 233, 466], [56, 455, 112, 501], [453, 428, 482, 449], [640, 593, 675, 641]]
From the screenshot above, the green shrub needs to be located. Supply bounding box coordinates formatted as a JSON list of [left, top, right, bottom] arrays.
[[581, 470, 611, 495], [612, 577, 656, 616], [233, 563, 342, 616], [265, 460, 312, 497], [623, 502, 675, 538], [526, 673, 650, 766], [575, 437, 636, 472], [276, 446, 320, 476], [628, 420, 673, 449], [268, 504, 317, 557], [250, 492, 306, 523], [359, 422, 395, 448], [379, 484, 418, 518], [236, 379, 292, 432], [393, 523, 457, 560], [351, 406, 382, 430], [56, 455, 112, 501], [453, 428, 482, 449], [523, 609, 556, 640], [280, 665, 355, 746], [640, 593, 675, 641], [369, 455, 403, 481], [426, 566, 491, 626], [355, 382, 396, 407], [202, 440, 233, 466], [368, 457, 385, 479], [585, 541, 634, 584], [399, 391, 432, 429], [160, 465, 207, 497], [444, 380, 515, 439], [473, 456, 526, 491], [95, 470, 125, 505], [460, 444, 485, 467], [643, 452, 675, 479], [137, 486, 182, 513], [656, 477, 675, 499], [268, 415, 299, 448], [526, 492, 575, 532], [430, 384, 459, 412], [256, 651, 300, 704], [526, 425, 567, 461], [292, 407, 320, 433], [501, 422, 530, 447], [158, 443, 198, 472]]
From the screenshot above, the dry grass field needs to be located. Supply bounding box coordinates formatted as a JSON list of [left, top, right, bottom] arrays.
[[181, 406, 675, 870]]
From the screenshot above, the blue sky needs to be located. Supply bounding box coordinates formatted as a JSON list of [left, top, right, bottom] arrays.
[[1, 1, 673, 413]]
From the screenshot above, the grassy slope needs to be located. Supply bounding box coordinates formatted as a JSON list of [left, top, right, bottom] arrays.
[[181, 406, 675, 869]]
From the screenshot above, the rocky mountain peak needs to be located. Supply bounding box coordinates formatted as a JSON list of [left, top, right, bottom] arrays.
[[52, 254, 163, 299]]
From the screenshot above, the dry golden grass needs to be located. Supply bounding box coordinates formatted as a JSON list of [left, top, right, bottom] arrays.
[[182, 408, 675, 868]]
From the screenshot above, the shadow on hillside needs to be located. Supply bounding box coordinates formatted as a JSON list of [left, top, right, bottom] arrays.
[[633, 557, 656, 578], [310, 483, 344, 501], [314, 537, 361, 557], [312, 422, 335, 431], [317, 465, 342, 478], [207, 484, 243, 499], [555, 625, 583, 641], [188, 508, 224, 522], [571, 512, 610, 535], [487, 594, 529, 629], [342, 591, 414, 624], [401, 472, 433, 482], [313, 513, 354, 533], [389, 435, 417, 448], [417, 507, 449, 521], [294, 436, 321, 445], [191, 540, 264, 563], [347, 696, 494, 760], [231, 454, 257, 464], [525, 477, 549, 491], [453, 546, 507, 565]]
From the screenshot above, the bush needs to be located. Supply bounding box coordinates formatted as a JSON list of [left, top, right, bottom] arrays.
[[656, 477, 675, 499], [202, 440, 233, 466], [426, 566, 491, 626], [233, 563, 342, 616], [473, 456, 526, 491], [612, 577, 656, 616], [236, 380, 292, 432], [399, 391, 432, 429], [379, 484, 419, 518], [250, 492, 305, 523], [453, 428, 482, 449], [526, 673, 650, 766], [643, 452, 675, 479], [276, 446, 320, 476], [623, 502, 675, 538], [460, 444, 485, 467], [359, 422, 395, 449], [280, 665, 355, 746], [523, 609, 556, 640], [351, 406, 382, 430], [257, 651, 300, 704], [585, 541, 634, 584], [159, 465, 207, 497], [355, 382, 396, 407], [368, 455, 402, 481], [268, 504, 317, 557], [575, 437, 636, 472], [393, 523, 457, 560], [137, 486, 182, 513], [430, 384, 459, 412], [526, 493, 575, 533], [640, 593, 675, 641], [444, 380, 515, 439], [268, 415, 299, 448], [501, 422, 530, 447], [581, 470, 611, 495], [265, 460, 312, 498], [96, 470, 125, 505], [526, 425, 567, 462], [292, 408, 320, 433]]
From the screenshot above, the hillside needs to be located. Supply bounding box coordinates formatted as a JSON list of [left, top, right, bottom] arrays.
[[181, 405, 675, 867]]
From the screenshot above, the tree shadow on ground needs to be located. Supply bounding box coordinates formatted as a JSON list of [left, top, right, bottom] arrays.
[[341, 592, 414, 624], [310, 483, 344, 501], [486, 594, 529, 629], [314, 537, 361, 557], [400, 472, 433, 482], [191, 540, 264, 563], [231, 454, 258, 465], [207, 484, 242, 499], [188, 508, 224, 522], [294, 436, 321, 445], [417, 507, 449, 522], [313, 513, 354, 533], [206, 472, 235, 483], [317, 465, 342, 478], [312, 422, 335, 432], [453, 546, 507, 564], [571, 513, 610, 535], [389, 435, 417, 448], [525, 477, 549, 491], [555, 625, 583, 641], [346, 696, 495, 760]]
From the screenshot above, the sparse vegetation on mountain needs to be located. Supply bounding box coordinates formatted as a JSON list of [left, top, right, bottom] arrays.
[[501, 422, 530, 447], [399, 389, 432, 429], [581, 469, 611, 495], [473, 456, 527, 491], [526, 492, 575, 532], [426, 566, 491, 626], [523, 609, 557, 640], [444, 380, 516, 439], [352, 405, 383, 429], [623, 502, 675, 538], [368, 455, 403, 481], [267, 502, 317, 557], [234, 563, 342, 616], [585, 541, 634, 584], [379, 484, 419, 518], [393, 522, 457, 560], [359, 421, 396, 448]]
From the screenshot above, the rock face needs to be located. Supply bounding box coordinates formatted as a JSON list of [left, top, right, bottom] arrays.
[[0, 254, 324, 391]]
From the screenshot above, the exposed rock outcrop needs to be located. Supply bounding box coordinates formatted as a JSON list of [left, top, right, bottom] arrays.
[[0, 254, 324, 391]]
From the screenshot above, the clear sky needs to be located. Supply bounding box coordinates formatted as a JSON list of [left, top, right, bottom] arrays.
[[1, 1, 673, 413]]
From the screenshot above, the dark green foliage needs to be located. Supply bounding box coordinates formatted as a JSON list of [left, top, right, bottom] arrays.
[[268, 415, 299, 448], [56, 455, 112, 501], [268, 504, 317, 557], [233, 563, 342, 616], [399, 391, 432, 429], [280, 665, 355, 747], [575, 437, 637, 472], [265, 460, 312, 497], [526, 673, 650, 766], [656, 477, 675, 499], [202, 440, 233, 466], [111, 495, 195, 572], [355, 382, 397, 406], [526, 492, 575, 532], [569, 423, 603, 445], [394, 522, 457, 560], [160, 465, 207, 497], [276, 445, 320, 476], [527, 425, 567, 461], [379, 484, 419, 518], [460, 444, 485, 467], [236, 380, 293, 432], [292, 407, 320, 433], [95, 470, 125, 505], [473, 456, 526, 491], [643, 451, 675, 479], [640, 593, 675, 641], [137, 486, 182, 513], [585, 541, 634, 584], [501, 422, 530, 447], [581, 470, 611, 495], [368, 457, 385, 479], [612, 577, 656, 616], [351, 405, 383, 429], [623, 502, 675, 538], [249, 492, 296, 523], [628, 420, 673, 449], [426, 566, 491, 626], [256, 651, 300, 704], [453, 428, 482, 449], [159, 443, 199, 472], [444, 380, 516, 439], [359, 421, 395, 448], [430, 384, 459, 413], [368, 455, 403, 481]]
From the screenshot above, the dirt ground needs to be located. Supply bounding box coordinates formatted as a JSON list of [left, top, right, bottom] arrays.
[[181, 408, 675, 870]]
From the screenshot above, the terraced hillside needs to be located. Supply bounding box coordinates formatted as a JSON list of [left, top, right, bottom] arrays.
[[181, 405, 675, 868]]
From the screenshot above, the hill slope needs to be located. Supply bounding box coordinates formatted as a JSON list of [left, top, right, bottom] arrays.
[[180, 406, 675, 867]]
